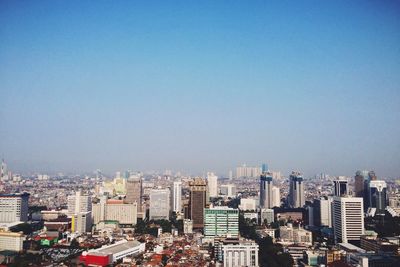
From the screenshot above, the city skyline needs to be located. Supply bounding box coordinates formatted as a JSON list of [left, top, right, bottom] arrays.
[[1, 1, 400, 177]]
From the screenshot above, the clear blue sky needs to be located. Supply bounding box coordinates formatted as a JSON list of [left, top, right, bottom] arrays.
[[1, 1, 399, 177]]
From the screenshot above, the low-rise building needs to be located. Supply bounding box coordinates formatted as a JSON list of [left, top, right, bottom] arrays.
[[79, 239, 145, 267], [0, 231, 25, 252]]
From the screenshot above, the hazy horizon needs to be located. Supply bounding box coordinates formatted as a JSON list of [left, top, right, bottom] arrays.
[[1, 1, 399, 178]]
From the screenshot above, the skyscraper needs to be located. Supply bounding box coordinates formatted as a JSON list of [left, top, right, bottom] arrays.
[[332, 196, 364, 243], [67, 191, 92, 215], [149, 188, 170, 220], [333, 176, 349, 197], [288, 171, 305, 208], [354, 170, 369, 198], [207, 172, 218, 198], [313, 196, 333, 227], [188, 178, 208, 229], [259, 171, 273, 209], [173, 181, 182, 213], [125, 175, 142, 211], [0, 193, 29, 223], [368, 180, 387, 215], [272, 186, 281, 207]]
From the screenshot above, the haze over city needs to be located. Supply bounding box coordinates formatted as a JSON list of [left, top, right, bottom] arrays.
[[1, 1, 399, 177]]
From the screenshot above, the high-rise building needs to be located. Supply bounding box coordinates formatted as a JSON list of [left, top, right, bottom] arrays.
[[0, 193, 29, 223], [204, 206, 239, 238], [354, 170, 369, 198], [333, 196, 364, 243], [125, 175, 142, 211], [188, 178, 208, 229], [288, 171, 305, 208], [272, 186, 281, 207], [260, 171, 273, 209], [67, 191, 92, 233], [261, 163, 269, 173], [220, 184, 236, 197], [0, 159, 7, 180], [368, 180, 387, 215], [92, 197, 137, 226], [149, 188, 170, 220], [67, 191, 92, 216], [71, 211, 92, 233], [334, 176, 349, 197], [313, 196, 333, 227], [236, 164, 262, 178], [207, 172, 218, 198], [172, 181, 182, 213]]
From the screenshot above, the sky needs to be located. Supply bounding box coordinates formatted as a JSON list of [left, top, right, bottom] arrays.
[[1, 1, 399, 177]]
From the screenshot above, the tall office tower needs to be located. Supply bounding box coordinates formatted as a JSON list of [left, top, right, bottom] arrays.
[[125, 175, 142, 211], [67, 191, 92, 216], [149, 188, 170, 220], [173, 181, 182, 213], [261, 163, 269, 172], [368, 180, 387, 215], [204, 206, 239, 238], [332, 196, 364, 243], [354, 170, 369, 198], [207, 172, 218, 198], [368, 171, 377, 181], [334, 176, 349, 197], [0, 159, 6, 179], [188, 178, 208, 229], [288, 171, 305, 208], [313, 196, 333, 227], [0, 193, 29, 223], [259, 172, 273, 208], [272, 186, 281, 207]]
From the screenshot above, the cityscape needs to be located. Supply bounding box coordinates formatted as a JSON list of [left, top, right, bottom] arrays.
[[1, 1, 400, 267]]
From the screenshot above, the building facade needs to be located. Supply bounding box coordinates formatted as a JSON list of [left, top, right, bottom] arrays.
[[207, 172, 218, 198], [333, 196, 364, 243], [0, 231, 25, 251], [172, 181, 182, 213], [259, 172, 273, 209], [368, 180, 387, 215], [204, 207, 239, 238], [216, 238, 259, 267], [92, 197, 137, 226], [149, 188, 170, 220], [188, 178, 208, 229], [0, 193, 29, 223], [125, 176, 142, 211], [289, 171, 305, 208]]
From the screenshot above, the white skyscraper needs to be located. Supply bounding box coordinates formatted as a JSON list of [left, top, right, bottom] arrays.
[[207, 172, 218, 198], [173, 181, 182, 213], [149, 188, 170, 220], [67, 191, 92, 216], [315, 196, 333, 227], [333, 196, 364, 243], [272, 186, 281, 207]]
